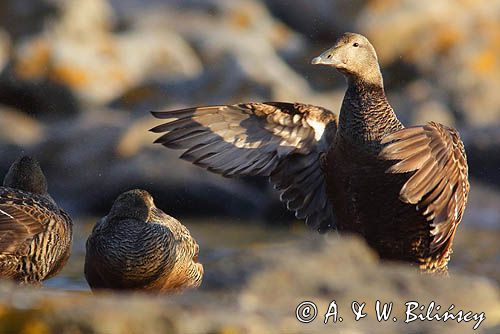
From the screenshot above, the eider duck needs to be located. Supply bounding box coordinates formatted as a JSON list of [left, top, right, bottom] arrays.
[[150, 32, 469, 273], [85, 189, 203, 292], [0, 156, 73, 284]]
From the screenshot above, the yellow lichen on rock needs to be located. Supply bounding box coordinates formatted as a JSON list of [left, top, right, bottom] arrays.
[[14, 37, 51, 80], [50, 64, 90, 88], [11, 0, 202, 105], [20, 320, 50, 334], [358, 0, 500, 125], [0, 107, 45, 146], [469, 49, 495, 74]]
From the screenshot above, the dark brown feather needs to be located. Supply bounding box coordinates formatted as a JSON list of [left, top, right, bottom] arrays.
[[0, 200, 47, 255], [0, 156, 72, 284], [150, 33, 470, 273], [380, 122, 469, 254], [85, 190, 203, 293], [151, 102, 338, 231], [0, 187, 72, 283]]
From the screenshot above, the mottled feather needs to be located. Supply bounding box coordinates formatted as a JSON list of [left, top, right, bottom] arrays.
[[380, 122, 469, 253], [85, 189, 203, 293], [0, 156, 72, 284], [0, 189, 53, 255]]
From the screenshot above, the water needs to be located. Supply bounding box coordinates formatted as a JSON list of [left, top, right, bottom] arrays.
[[45, 217, 500, 291]]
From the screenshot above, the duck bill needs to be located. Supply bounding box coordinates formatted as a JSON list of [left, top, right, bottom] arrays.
[[311, 47, 342, 66]]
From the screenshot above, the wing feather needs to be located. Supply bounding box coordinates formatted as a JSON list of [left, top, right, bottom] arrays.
[[151, 102, 338, 231], [380, 122, 469, 253], [0, 188, 54, 255]]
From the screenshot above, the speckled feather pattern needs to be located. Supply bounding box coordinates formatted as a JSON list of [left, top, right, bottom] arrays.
[[323, 73, 469, 273], [85, 196, 203, 293], [0, 187, 73, 284]]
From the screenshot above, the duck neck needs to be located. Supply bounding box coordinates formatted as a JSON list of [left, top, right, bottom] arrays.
[[338, 78, 402, 146]]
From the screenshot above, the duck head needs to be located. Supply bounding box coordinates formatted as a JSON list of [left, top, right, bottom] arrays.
[[311, 32, 382, 86], [3, 156, 48, 195], [109, 189, 155, 221]]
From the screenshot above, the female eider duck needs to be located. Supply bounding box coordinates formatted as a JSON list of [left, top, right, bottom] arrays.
[[85, 189, 203, 292], [150, 32, 469, 273], [0, 156, 73, 284]]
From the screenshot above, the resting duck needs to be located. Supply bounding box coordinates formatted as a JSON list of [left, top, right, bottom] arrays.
[[150, 32, 469, 273], [85, 189, 203, 292], [0, 156, 73, 284]]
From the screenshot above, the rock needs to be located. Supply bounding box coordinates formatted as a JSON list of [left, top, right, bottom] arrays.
[[12, 0, 202, 106], [0, 106, 46, 178], [387, 80, 456, 127], [357, 0, 500, 126], [452, 225, 500, 286], [0, 0, 58, 41], [264, 0, 368, 41], [461, 126, 500, 188], [0, 105, 45, 147], [111, 54, 274, 112], [0, 282, 178, 333], [403, 80, 456, 126], [25, 109, 270, 219], [240, 236, 500, 333], [0, 236, 498, 333], [54, 0, 117, 37], [126, 0, 305, 54], [0, 29, 10, 74], [121, 0, 331, 105], [0, 68, 80, 120]]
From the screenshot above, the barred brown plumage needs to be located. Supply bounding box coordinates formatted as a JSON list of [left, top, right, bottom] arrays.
[[84, 189, 203, 293], [150, 32, 469, 273], [0, 156, 73, 284]]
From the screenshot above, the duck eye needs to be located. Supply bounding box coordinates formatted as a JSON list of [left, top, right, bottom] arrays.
[[353, 43, 359, 47]]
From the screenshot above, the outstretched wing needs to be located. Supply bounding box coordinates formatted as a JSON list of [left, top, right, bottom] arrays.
[[151, 102, 338, 231], [379, 122, 469, 253], [0, 188, 53, 255]]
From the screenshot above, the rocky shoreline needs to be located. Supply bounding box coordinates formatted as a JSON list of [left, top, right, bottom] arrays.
[[1, 236, 499, 333], [0, 0, 498, 332]]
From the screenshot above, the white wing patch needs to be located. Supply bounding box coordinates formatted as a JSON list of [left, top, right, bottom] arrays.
[[306, 119, 326, 141], [0, 208, 14, 220]]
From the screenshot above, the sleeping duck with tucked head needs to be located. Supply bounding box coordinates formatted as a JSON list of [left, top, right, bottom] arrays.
[[85, 189, 203, 293], [0, 156, 73, 284]]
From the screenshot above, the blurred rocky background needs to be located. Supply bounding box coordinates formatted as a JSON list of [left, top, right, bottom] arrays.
[[0, 0, 498, 332]]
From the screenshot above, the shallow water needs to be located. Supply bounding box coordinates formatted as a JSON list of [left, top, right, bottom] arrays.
[[45, 217, 500, 291]]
